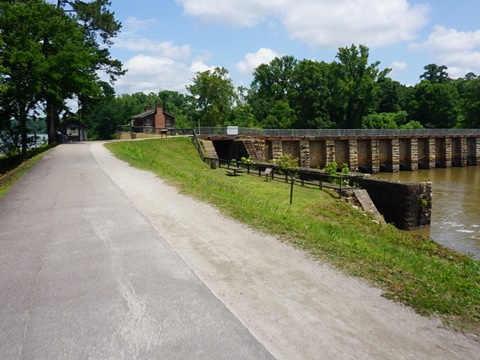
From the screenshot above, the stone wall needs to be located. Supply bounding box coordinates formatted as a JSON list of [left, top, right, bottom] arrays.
[[379, 139, 392, 171], [467, 137, 478, 165], [358, 177, 432, 230], [211, 135, 477, 173], [253, 140, 266, 162], [300, 141, 310, 167], [417, 139, 430, 169], [334, 140, 349, 165], [309, 141, 326, 168], [357, 140, 370, 172]]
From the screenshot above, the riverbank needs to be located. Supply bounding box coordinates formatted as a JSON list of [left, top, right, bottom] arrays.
[[105, 138, 480, 336]]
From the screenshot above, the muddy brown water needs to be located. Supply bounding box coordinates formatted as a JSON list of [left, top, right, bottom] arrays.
[[374, 166, 480, 260]]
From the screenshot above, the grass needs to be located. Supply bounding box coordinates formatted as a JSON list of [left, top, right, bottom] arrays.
[[105, 137, 480, 335], [0, 150, 49, 197]]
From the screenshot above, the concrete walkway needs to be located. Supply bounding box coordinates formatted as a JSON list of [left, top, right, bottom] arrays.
[[1, 142, 479, 359], [0, 143, 272, 359]]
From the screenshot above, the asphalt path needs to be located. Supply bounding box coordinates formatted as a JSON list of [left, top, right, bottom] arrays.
[[0, 143, 273, 359], [1, 142, 479, 359]]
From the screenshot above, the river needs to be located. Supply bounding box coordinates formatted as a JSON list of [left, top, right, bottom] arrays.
[[374, 166, 480, 260]]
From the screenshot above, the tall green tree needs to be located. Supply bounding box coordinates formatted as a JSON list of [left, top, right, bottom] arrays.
[[231, 86, 256, 127], [375, 77, 402, 113], [0, 0, 124, 151], [407, 80, 460, 128], [420, 64, 450, 84], [290, 59, 332, 129], [0, 0, 63, 155], [330, 44, 389, 128], [249, 56, 297, 127], [186, 67, 235, 127], [460, 77, 480, 128], [42, 0, 124, 143]]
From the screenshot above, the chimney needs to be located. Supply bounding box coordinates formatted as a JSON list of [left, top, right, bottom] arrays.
[[145, 105, 153, 111], [154, 103, 165, 128]]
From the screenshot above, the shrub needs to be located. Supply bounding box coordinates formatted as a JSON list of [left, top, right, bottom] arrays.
[[273, 154, 299, 178]]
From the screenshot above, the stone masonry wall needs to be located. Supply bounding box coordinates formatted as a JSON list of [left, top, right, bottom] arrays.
[[358, 177, 432, 230], [309, 141, 326, 168], [300, 141, 310, 168], [348, 140, 358, 172], [272, 141, 283, 162]]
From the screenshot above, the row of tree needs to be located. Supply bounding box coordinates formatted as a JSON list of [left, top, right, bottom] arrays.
[[185, 45, 480, 131], [2, 3, 479, 145], [0, 0, 123, 155], [82, 45, 480, 140]]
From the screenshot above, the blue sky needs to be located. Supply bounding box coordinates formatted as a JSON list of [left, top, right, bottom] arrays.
[[63, 1, 480, 95]]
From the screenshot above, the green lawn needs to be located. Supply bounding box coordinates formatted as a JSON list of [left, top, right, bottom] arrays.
[[106, 137, 480, 335]]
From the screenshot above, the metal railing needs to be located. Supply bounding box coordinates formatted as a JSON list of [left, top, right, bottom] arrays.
[[195, 127, 480, 137], [191, 130, 206, 161], [116, 125, 194, 136], [117, 125, 480, 138]]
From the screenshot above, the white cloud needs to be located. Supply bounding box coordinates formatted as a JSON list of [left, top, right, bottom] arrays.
[[177, 0, 430, 48], [114, 55, 193, 94], [236, 48, 280, 75], [121, 17, 158, 36], [189, 60, 216, 74], [411, 25, 480, 78], [283, 0, 429, 48], [115, 38, 191, 59], [413, 25, 480, 53], [115, 17, 191, 59], [176, 0, 279, 27], [392, 61, 407, 72]]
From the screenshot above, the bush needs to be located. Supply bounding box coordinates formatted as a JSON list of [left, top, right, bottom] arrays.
[[272, 154, 299, 178], [324, 162, 350, 185]]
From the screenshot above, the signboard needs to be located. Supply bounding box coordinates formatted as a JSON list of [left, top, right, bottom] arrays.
[[226, 126, 239, 135]]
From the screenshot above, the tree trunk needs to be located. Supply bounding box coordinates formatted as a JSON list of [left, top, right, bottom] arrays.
[[20, 108, 28, 157], [46, 101, 59, 144]]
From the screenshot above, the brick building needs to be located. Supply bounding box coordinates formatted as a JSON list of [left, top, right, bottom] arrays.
[[131, 103, 176, 129]]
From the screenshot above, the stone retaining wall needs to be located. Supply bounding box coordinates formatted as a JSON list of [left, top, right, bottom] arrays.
[[358, 177, 432, 230]]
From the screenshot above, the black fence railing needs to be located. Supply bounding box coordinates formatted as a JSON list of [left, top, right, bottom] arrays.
[[210, 157, 363, 198]]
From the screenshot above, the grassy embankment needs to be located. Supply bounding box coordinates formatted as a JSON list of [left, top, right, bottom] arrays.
[[105, 137, 479, 335], [0, 144, 54, 197]]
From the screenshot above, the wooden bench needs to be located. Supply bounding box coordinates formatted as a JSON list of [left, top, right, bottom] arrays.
[[226, 167, 243, 176], [261, 167, 273, 181]]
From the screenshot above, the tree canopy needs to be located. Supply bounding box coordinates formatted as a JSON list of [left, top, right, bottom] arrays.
[[0, 0, 124, 154], [186, 67, 235, 128]]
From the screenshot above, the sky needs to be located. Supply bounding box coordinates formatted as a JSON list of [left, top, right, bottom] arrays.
[[62, 0, 480, 95]]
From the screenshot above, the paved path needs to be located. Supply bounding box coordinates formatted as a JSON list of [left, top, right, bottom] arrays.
[[1, 142, 479, 359], [0, 143, 273, 359]]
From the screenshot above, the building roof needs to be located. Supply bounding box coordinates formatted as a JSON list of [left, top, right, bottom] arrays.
[[59, 119, 88, 129], [131, 107, 176, 120], [132, 109, 156, 120]]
